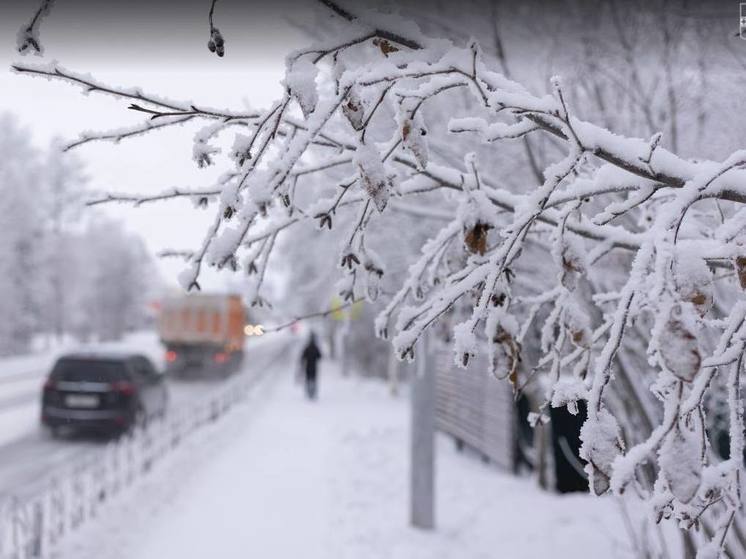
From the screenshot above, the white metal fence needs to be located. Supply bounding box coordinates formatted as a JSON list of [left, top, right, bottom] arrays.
[[0, 362, 274, 559]]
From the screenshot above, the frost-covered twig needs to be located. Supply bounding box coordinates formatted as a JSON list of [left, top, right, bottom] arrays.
[[16, 0, 55, 55], [87, 187, 222, 207], [66, 116, 197, 151], [11, 63, 259, 122], [206, 0, 225, 57], [264, 296, 365, 333]]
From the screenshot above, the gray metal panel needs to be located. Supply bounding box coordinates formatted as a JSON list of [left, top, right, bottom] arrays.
[[434, 350, 515, 470]]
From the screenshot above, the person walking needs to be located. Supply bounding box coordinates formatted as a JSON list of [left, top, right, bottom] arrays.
[[301, 331, 322, 400]]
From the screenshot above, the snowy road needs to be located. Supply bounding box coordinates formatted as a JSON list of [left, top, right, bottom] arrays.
[[0, 332, 293, 503], [0, 352, 59, 448]]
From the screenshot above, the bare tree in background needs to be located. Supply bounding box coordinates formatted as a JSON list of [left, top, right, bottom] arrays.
[[44, 145, 85, 343], [80, 220, 156, 341], [0, 115, 48, 354], [0, 114, 157, 351]]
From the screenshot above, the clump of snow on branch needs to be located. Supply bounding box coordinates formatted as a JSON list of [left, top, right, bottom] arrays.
[[354, 143, 392, 212], [285, 58, 319, 119]]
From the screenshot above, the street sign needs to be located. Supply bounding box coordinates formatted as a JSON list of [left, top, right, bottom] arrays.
[[330, 296, 363, 321]]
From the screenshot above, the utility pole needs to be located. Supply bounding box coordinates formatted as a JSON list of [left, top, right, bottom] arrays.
[[338, 316, 350, 376], [388, 346, 400, 397], [410, 331, 435, 530]]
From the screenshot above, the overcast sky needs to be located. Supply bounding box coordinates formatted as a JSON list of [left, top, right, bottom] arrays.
[[1, 0, 742, 292], [0, 0, 315, 291]]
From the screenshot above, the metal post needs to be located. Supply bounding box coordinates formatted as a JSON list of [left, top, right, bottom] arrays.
[[340, 316, 351, 376], [410, 332, 435, 530], [388, 347, 400, 397]]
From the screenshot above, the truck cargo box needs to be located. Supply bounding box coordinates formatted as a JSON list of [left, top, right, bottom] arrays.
[[158, 294, 245, 347], [157, 293, 246, 377]]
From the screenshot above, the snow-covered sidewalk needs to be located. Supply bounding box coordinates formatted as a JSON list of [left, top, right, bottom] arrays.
[[58, 360, 635, 559]]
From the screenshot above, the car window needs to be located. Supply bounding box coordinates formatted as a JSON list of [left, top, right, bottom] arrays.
[[51, 359, 129, 382]]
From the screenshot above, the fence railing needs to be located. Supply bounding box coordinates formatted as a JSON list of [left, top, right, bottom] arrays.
[[0, 361, 274, 559]]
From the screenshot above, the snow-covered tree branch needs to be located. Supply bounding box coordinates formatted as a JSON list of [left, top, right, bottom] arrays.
[[13, 1, 746, 554]]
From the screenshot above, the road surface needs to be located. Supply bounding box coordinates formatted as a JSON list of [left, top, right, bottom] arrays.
[[0, 332, 292, 503]]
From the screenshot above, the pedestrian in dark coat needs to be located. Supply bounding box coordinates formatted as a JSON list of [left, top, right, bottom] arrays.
[[301, 332, 321, 399]]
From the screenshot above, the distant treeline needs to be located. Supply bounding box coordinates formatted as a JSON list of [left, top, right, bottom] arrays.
[[0, 114, 158, 355]]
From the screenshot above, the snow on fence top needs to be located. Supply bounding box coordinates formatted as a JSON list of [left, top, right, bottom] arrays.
[[11, 1, 746, 554]]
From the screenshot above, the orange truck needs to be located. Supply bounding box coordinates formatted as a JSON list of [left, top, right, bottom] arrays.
[[157, 293, 246, 378]]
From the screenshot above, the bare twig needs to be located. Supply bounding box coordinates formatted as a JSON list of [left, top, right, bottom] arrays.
[[264, 297, 365, 333]]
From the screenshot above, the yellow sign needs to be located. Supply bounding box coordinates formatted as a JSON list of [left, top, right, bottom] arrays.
[[330, 297, 363, 321]]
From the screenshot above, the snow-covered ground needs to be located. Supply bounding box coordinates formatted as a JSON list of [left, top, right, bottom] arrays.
[[56, 356, 639, 559]]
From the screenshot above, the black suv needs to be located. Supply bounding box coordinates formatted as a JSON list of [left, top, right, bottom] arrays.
[[41, 352, 168, 437]]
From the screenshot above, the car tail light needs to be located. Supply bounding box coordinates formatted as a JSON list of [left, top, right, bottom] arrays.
[[165, 350, 177, 363], [213, 352, 228, 364], [43, 378, 56, 391], [112, 381, 137, 396]]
